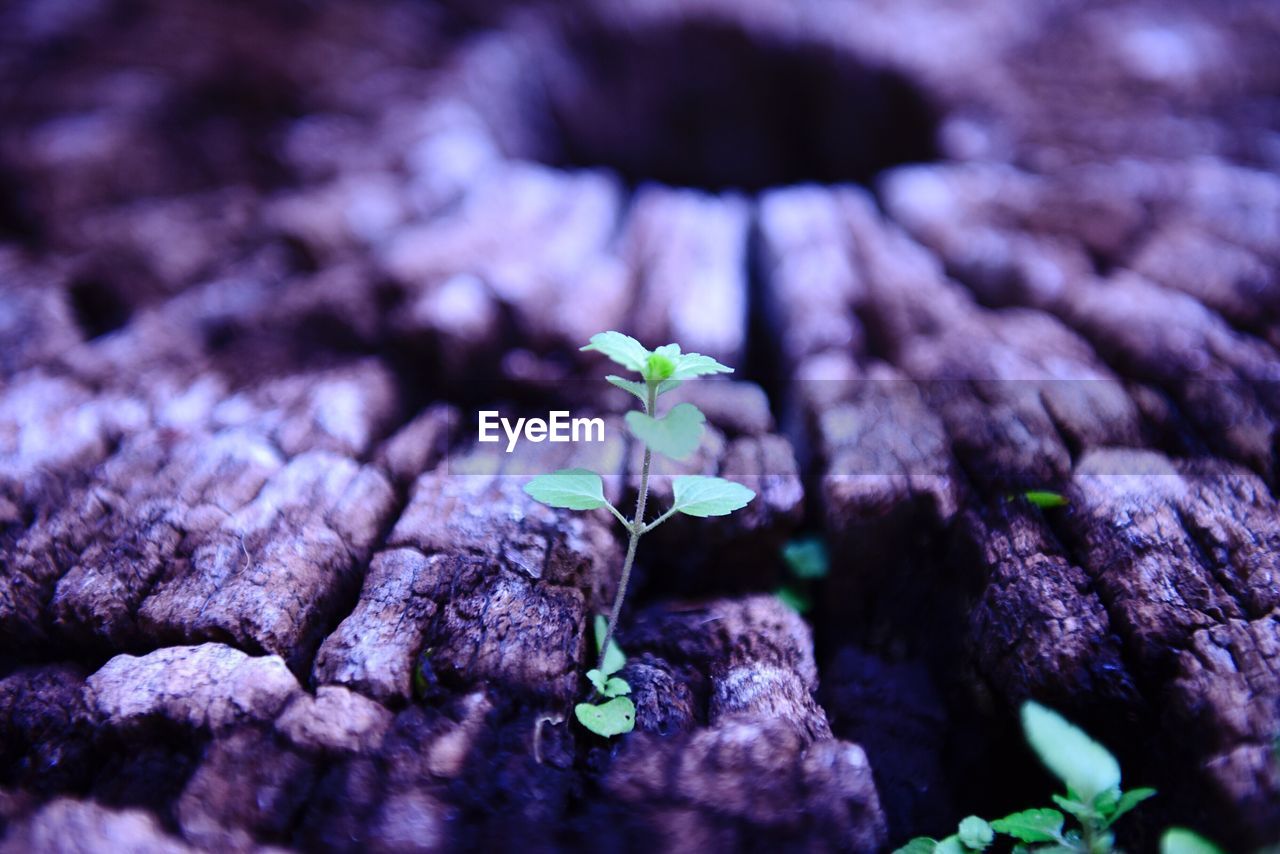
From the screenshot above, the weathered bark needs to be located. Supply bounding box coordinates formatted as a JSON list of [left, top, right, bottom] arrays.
[[0, 799, 195, 854], [3, 0, 1280, 848], [598, 596, 887, 851]]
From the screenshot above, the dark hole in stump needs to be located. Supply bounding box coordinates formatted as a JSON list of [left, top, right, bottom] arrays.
[[535, 19, 941, 191], [68, 274, 132, 340]]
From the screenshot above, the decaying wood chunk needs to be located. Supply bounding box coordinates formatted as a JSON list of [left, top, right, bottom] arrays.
[[601, 596, 887, 850], [136, 453, 395, 672], [0, 799, 195, 854], [85, 643, 301, 736], [315, 468, 621, 705]]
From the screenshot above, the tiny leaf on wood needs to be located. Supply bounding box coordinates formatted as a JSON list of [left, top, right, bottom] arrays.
[[582, 331, 649, 373], [626, 403, 706, 460], [783, 537, 829, 580], [524, 468, 607, 510], [594, 614, 626, 675], [958, 816, 994, 850], [574, 697, 635, 737], [1024, 490, 1068, 508], [671, 475, 755, 518], [586, 668, 631, 698], [990, 809, 1064, 843], [1022, 701, 1121, 803]]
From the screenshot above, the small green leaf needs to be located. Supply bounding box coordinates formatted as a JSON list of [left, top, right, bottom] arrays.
[[524, 468, 607, 510], [582, 331, 649, 373], [892, 839, 938, 854], [586, 668, 631, 698], [1102, 787, 1155, 827], [958, 816, 994, 850], [1051, 794, 1097, 824], [606, 375, 649, 402], [670, 352, 733, 380], [587, 668, 607, 693], [783, 537, 829, 580], [1160, 829, 1226, 854], [1022, 701, 1121, 803], [670, 475, 755, 518], [991, 809, 1064, 843], [655, 378, 683, 396], [594, 615, 626, 675], [776, 585, 811, 614], [935, 836, 966, 854], [574, 697, 635, 737], [1024, 490, 1068, 508], [626, 403, 706, 460]]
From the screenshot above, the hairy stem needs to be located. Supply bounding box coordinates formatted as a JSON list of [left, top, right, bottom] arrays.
[[595, 383, 656, 673]]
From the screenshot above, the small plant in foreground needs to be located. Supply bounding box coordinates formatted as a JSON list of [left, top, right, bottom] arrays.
[[524, 332, 755, 737], [1159, 828, 1225, 854], [896, 701, 1155, 854]]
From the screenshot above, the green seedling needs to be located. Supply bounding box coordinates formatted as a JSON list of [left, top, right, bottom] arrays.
[[776, 535, 829, 614], [525, 332, 755, 737], [896, 701, 1155, 854]]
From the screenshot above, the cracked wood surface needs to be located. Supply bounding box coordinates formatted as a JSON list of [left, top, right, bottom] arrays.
[[2, 0, 1280, 850]]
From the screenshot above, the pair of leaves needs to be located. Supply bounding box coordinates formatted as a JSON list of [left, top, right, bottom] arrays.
[[586, 668, 629, 697], [583, 331, 732, 384], [1050, 789, 1154, 832], [606, 375, 681, 402], [575, 615, 633, 738], [525, 470, 754, 520]]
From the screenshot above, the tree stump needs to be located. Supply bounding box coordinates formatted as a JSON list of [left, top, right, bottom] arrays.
[[2, 0, 1278, 849]]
